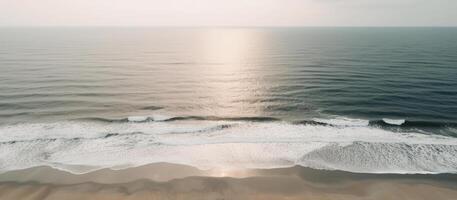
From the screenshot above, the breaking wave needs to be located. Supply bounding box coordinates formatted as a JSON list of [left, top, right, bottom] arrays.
[[0, 115, 457, 174]]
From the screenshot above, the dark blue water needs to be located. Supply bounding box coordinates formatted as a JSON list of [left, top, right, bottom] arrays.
[[1, 27, 456, 132], [1, 27, 457, 174]]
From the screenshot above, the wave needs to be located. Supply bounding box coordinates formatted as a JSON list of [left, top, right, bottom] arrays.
[[382, 118, 406, 125], [79, 115, 457, 129], [127, 116, 154, 122], [76, 115, 457, 140], [140, 106, 164, 111], [1, 116, 457, 174], [294, 117, 456, 136], [312, 117, 369, 126], [361, 119, 453, 129], [78, 115, 280, 123], [163, 116, 280, 122]]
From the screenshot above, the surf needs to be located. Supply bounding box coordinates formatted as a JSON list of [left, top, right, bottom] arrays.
[[1, 115, 457, 175]]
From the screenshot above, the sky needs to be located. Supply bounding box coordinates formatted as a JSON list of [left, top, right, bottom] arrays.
[[0, 0, 456, 26]]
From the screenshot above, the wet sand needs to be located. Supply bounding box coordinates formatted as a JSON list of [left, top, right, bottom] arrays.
[[0, 163, 456, 200]]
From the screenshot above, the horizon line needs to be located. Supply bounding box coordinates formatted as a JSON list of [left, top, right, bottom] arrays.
[[1, 25, 457, 28]]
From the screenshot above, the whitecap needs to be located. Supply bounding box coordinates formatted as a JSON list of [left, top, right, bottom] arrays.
[[151, 114, 173, 121], [313, 117, 369, 126], [0, 119, 456, 174], [383, 118, 406, 125], [127, 116, 151, 122]]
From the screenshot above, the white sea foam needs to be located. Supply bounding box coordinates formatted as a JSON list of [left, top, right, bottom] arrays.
[[0, 118, 456, 174], [127, 116, 150, 122], [313, 117, 369, 126], [383, 118, 406, 125], [151, 114, 173, 121]]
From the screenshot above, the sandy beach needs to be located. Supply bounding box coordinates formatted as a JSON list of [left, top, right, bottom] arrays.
[[2, 1, 457, 199], [0, 163, 456, 200]]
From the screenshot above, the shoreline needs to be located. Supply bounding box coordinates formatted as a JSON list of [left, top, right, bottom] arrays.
[[0, 163, 456, 200]]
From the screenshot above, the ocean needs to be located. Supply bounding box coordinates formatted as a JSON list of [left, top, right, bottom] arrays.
[[1, 27, 457, 174]]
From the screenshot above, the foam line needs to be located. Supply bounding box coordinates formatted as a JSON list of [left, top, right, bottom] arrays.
[[1, 117, 457, 174]]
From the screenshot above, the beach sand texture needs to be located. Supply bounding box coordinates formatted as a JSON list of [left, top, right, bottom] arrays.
[[0, 163, 456, 200]]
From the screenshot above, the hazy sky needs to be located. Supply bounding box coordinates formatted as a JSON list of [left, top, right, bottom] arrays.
[[0, 0, 456, 26]]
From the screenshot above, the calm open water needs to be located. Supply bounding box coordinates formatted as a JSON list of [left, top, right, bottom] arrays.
[[1, 27, 457, 173]]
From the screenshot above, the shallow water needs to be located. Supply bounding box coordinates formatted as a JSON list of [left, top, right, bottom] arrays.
[[1, 27, 457, 173]]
